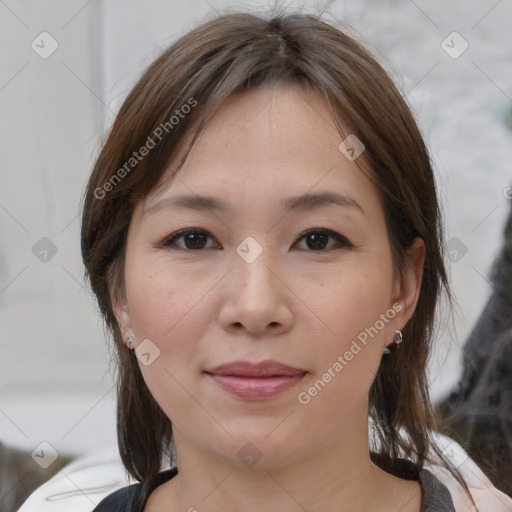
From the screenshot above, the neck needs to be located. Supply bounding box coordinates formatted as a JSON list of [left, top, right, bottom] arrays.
[[152, 403, 410, 512], [174, 451, 381, 512]]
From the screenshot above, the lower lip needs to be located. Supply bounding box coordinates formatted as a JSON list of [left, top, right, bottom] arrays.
[[208, 373, 306, 399]]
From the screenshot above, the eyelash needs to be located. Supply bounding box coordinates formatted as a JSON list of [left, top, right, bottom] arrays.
[[157, 227, 353, 252]]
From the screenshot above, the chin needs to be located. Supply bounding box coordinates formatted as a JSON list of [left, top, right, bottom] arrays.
[[207, 426, 306, 471]]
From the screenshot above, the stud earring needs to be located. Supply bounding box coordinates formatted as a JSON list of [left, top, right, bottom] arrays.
[[382, 329, 403, 355], [394, 329, 403, 348], [125, 335, 135, 348]]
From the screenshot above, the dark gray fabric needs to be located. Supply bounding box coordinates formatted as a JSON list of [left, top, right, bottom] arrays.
[[418, 466, 457, 512]]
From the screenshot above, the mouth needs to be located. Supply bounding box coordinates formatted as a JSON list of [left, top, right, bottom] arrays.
[[204, 360, 307, 400]]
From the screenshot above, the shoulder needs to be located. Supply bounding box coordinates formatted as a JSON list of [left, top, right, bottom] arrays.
[[92, 469, 177, 512], [91, 482, 143, 512], [16, 447, 133, 512], [17, 446, 178, 512], [417, 465, 456, 511], [18, 434, 512, 512], [373, 453, 456, 511], [92, 484, 143, 512], [423, 432, 512, 512]]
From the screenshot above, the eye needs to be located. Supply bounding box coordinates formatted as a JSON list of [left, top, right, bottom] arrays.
[[157, 227, 352, 252], [158, 228, 219, 251], [294, 228, 352, 251]]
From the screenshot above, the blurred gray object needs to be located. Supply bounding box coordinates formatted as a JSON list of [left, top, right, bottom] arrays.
[[0, 441, 73, 512], [438, 192, 512, 497]]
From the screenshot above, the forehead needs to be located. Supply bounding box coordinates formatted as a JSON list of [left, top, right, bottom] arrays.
[[142, 84, 381, 220], [174, 84, 343, 176]]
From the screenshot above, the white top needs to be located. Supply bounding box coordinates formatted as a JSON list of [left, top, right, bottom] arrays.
[[18, 433, 512, 512]]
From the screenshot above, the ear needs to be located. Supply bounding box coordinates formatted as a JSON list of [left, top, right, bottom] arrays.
[[111, 289, 134, 342], [392, 236, 425, 329]]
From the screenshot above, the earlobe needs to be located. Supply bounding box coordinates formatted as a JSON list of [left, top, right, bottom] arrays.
[[393, 237, 425, 328], [111, 293, 133, 342]]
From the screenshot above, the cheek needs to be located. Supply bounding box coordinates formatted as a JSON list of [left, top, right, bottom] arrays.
[[124, 247, 208, 342], [123, 249, 216, 412], [126, 266, 210, 429], [299, 258, 394, 403], [317, 263, 394, 347], [295, 273, 391, 433]]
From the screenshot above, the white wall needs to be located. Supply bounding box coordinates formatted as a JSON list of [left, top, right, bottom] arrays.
[[1, 0, 511, 458], [0, 0, 112, 456]]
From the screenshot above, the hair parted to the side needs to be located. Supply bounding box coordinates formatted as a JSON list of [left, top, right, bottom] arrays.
[[81, 6, 478, 508]]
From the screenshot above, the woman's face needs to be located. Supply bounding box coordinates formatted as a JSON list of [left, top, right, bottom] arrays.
[[115, 84, 424, 469]]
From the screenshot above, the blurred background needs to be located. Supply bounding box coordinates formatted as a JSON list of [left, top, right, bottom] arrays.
[[0, 0, 511, 508]]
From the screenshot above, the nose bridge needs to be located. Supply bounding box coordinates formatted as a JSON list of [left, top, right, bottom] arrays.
[[234, 235, 279, 300], [220, 235, 291, 335]]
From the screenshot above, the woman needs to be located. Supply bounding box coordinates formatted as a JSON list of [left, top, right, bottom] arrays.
[[80, 8, 497, 512]]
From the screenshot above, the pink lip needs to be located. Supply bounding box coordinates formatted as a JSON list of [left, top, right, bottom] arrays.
[[205, 360, 307, 400]]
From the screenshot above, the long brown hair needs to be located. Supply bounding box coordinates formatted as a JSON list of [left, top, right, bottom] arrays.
[[81, 7, 477, 507]]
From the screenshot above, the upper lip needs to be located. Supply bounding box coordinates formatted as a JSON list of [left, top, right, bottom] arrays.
[[205, 360, 306, 377]]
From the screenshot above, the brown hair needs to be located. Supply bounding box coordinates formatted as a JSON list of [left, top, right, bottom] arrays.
[[81, 7, 477, 507]]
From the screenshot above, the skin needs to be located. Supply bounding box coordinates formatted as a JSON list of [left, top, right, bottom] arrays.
[[114, 83, 426, 512]]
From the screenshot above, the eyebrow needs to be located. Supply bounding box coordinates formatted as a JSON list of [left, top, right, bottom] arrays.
[[144, 191, 365, 216]]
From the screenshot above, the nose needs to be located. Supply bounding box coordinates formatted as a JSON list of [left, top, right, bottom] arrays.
[[218, 246, 294, 337]]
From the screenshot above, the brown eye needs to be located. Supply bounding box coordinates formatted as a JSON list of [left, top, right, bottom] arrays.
[[160, 228, 219, 251], [295, 228, 352, 251]]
